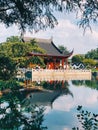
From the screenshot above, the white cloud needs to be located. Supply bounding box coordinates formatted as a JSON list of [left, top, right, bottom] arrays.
[[0, 24, 20, 43], [0, 13, 97, 54], [25, 17, 97, 54]]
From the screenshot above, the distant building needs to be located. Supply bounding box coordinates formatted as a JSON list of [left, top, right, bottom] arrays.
[[71, 62, 85, 69], [24, 37, 73, 69]]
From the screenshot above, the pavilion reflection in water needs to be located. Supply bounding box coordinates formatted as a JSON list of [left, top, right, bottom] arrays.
[[23, 70, 91, 108], [22, 80, 73, 109]]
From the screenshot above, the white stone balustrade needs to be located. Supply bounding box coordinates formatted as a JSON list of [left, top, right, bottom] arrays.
[[32, 69, 91, 81]]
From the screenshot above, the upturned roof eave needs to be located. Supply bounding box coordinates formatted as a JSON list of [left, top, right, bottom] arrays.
[[28, 50, 73, 59]]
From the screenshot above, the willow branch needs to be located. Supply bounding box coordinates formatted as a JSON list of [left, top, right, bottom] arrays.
[[0, 6, 15, 12]]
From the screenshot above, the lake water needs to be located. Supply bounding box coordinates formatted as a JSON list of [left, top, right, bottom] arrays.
[[0, 73, 98, 130], [43, 81, 98, 130], [25, 73, 98, 130]]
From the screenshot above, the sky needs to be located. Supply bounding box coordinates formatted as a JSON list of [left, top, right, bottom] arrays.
[[0, 12, 98, 55]]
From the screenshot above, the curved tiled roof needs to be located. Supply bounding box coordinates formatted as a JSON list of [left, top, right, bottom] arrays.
[[24, 37, 73, 58]]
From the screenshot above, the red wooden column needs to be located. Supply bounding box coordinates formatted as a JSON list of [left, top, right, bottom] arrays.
[[53, 58, 56, 69], [62, 58, 65, 69], [46, 57, 50, 69]]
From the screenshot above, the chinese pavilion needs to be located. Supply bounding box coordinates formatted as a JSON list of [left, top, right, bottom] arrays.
[[24, 37, 73, 69]]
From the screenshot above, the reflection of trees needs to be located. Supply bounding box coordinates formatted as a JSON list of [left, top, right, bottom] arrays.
[[42, 80, 73, 97], [42, 80, 69, 90], [22, 81, 73, 109], [72, 73, 98, 90], [0, 90, 47, 130], [43, 81, 73, 97], [72, 80, 85, 86], [85, 80, 98, 90], [33, 80, 72, 94]]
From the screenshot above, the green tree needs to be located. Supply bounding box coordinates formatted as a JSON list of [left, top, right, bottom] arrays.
[[6, 36, 21, 42], [0, 36, 45, 58], [85, 48, 98, 60], [1, 0, 98, 32], [0, 80, 22, 91], [0, 56, 16, 80], [72, 54, 84, 63], [58, 45, 69, 54], [83, 59, 97, 68], [25, 56, 45, 68], [0, 42, 30, 58], [0, 36, 46, 67]]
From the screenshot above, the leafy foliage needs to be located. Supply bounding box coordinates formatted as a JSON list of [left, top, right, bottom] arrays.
[[72, 106, 98, 130], [58, 45, 69, 54], [25, 56, 45, 68], [0, 37, 45, 58], [72, 55, 85, 63], [0, 36, 46, 68], [6, 36, 21, 43], [84, 48, 98, 68], [77, 0, 98, 30], [0, 55, 16, 80], [0, 90, 47, 130], [0, 80, 22, 91], [1, 0, 98, 31], [0, 0, 60, 31], [85, 48, 98, 60], [71, 50, 98, 68], [83, 59, 97, 68]]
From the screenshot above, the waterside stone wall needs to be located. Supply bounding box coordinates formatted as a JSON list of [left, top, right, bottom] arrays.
[[32, 69, 91, 81]]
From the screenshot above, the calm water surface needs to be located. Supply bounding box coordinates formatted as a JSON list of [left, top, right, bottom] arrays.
[[43, 81, 98, 130], [30, 74, 98, 130], [0, 73, 98, 130]]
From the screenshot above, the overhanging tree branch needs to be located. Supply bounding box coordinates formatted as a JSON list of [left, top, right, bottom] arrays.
[[0, 6, 15, 12], [0, 0, 98, 32]]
